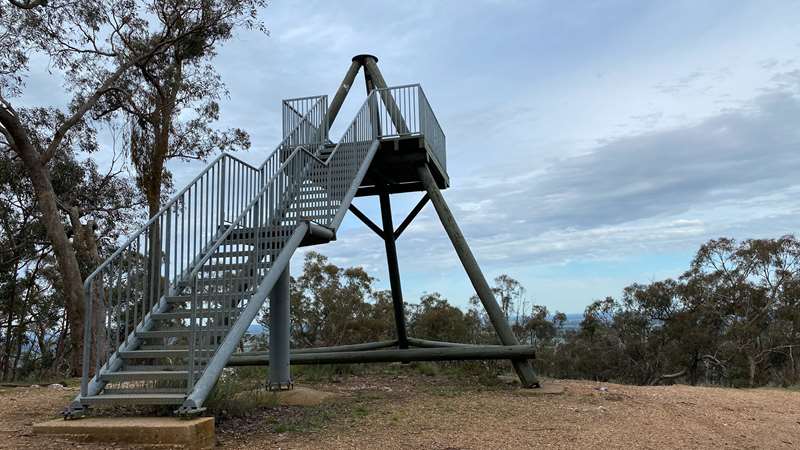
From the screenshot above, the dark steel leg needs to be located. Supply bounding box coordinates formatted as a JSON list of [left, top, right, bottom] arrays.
[[325, 59, 362, 131], [268, 266, 292, 390], [379, 187, 409, 349], [360, 56, 409, 134], [416, 164, 540, 387]]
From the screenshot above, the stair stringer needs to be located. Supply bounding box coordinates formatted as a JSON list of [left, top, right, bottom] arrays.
[[178, 139, 380, 414]]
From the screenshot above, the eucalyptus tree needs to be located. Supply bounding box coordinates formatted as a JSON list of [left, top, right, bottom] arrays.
[[106, 1, 258, 217], [0, 0, 263, 373]]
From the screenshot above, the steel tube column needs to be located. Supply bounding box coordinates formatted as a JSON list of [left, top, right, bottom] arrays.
[[379, 187, 409, 349], [416, 164, 540, 388], [268, 266, 292, 390], [325, 59, 362, 130], [229, 345, 537, 366], [358, 55, 409, 134]]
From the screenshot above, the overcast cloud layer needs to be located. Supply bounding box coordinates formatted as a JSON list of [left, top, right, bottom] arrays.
[[19, 1, 800, 312], [185, 1, 800, 312]]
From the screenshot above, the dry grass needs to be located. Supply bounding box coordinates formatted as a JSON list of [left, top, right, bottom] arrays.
[[221, 374, 800, 449], [1, 371, 798, 449]]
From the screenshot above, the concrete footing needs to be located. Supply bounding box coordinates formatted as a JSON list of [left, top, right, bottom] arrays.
[[33, 417, 215, 449]]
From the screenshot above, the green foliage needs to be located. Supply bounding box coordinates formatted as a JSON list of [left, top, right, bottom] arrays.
[[540, 236, 800, 387], [269, 238, 800, 390], [260, 252, 394, 349], [409, 293, 477, 343]]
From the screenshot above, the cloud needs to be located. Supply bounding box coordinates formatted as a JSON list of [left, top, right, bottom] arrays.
[[318, 73, 800, 278]]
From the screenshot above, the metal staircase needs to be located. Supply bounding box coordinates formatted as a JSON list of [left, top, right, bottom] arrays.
[[67, 82, 447, 416]]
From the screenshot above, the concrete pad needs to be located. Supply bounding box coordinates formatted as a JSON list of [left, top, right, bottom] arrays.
[[33, 416, 214, 449], [518, 383, 566, 396], [234, 386, 337, 407]]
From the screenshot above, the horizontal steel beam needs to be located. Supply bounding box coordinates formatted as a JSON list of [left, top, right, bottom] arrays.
[[227, 345, 536, 366], [237, 340, 398, 358], [407, 337, 483, 348]]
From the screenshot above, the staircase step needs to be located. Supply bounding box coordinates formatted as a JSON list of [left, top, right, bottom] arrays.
[[226, 227, 293, 241], [166, 293, 250, 304], [119, 349, 188, 359], [81, 393, 186, 406], [123, 365, 202, 371], [151, 310, 240, 321], [103, 388, 186, 395], [136, 328, 228, 339], [177, 277, 254, 289], [100, 370, 189, 382], [139, 344, 190, 350], [212, 250, 256, 258], [199, 262, 267, 273]]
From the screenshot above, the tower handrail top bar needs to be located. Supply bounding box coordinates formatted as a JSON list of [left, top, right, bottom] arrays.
[[188, 90, 378, 280], [283, 93, 328, 102], [82, 96, 326, 288], [375, 83, 421, 90]]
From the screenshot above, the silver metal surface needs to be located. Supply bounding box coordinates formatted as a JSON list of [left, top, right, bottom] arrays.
[[71, 77, 449, 415]]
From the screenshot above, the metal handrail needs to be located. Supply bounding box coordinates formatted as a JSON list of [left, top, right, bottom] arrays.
[[79, 95, 329, 397], [77, 82, 448, 410], [374, 84, 446, 170], [182, 91, 381, 407]]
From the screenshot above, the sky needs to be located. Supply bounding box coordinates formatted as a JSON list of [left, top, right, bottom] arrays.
[[19, 0, 800, 314]]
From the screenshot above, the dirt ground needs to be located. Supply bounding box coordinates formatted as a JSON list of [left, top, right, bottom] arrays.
[[2, 373, 799, 449]]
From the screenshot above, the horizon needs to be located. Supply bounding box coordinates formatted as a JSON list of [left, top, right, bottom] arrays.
[[19, 0, 800, 314]]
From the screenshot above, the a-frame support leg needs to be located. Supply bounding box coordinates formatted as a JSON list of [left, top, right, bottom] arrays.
[[378, 187, 410, 349], [416, 164, 540, 388], [268, 266, 292, 390]]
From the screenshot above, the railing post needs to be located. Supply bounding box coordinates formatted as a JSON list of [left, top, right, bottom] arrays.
[[219, 157, 227, 230], [80, 284, 93, 398], [164, 206, 172, 285], [188, 277, 198, 393], [94, 282, 103, 378]]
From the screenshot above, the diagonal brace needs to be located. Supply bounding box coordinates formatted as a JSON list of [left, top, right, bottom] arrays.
[[348, 204, 384, 238], [393, 194, 430, 240]]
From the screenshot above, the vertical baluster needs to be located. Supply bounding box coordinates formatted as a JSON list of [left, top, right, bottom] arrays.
[[94, 271, 103, 377], [164, 205, 172, 291], [120, 255, 128, 347], [157, 218, 163, 308], [219, 157, 227, 230], [188, 276, 197, 392], [143, 229, 150, 316], [193, 185, 198, 269], [108, 262, 116, 360], [126, 242, 134, 345]]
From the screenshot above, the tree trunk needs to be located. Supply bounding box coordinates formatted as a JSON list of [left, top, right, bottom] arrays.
[[2, 260, 18, 381], [5, 133, 86, 376], [748, 354, 757, 388], [70, 210, 107, 376], [144, 162, 163, 312]]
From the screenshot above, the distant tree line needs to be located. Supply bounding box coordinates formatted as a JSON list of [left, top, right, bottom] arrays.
[[1, 1, 796, 391], [261, 239, 800, 389]]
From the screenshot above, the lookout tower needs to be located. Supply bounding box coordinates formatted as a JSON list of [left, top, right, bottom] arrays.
[[66, 55, 539, 418]]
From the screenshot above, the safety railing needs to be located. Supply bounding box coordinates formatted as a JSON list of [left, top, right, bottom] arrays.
[[374, 84, 446, 171], [282, 95, 329, 147], [184, 91, 381, 397], [79, 82, 446, 403], [79, 95, 329, 398]]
